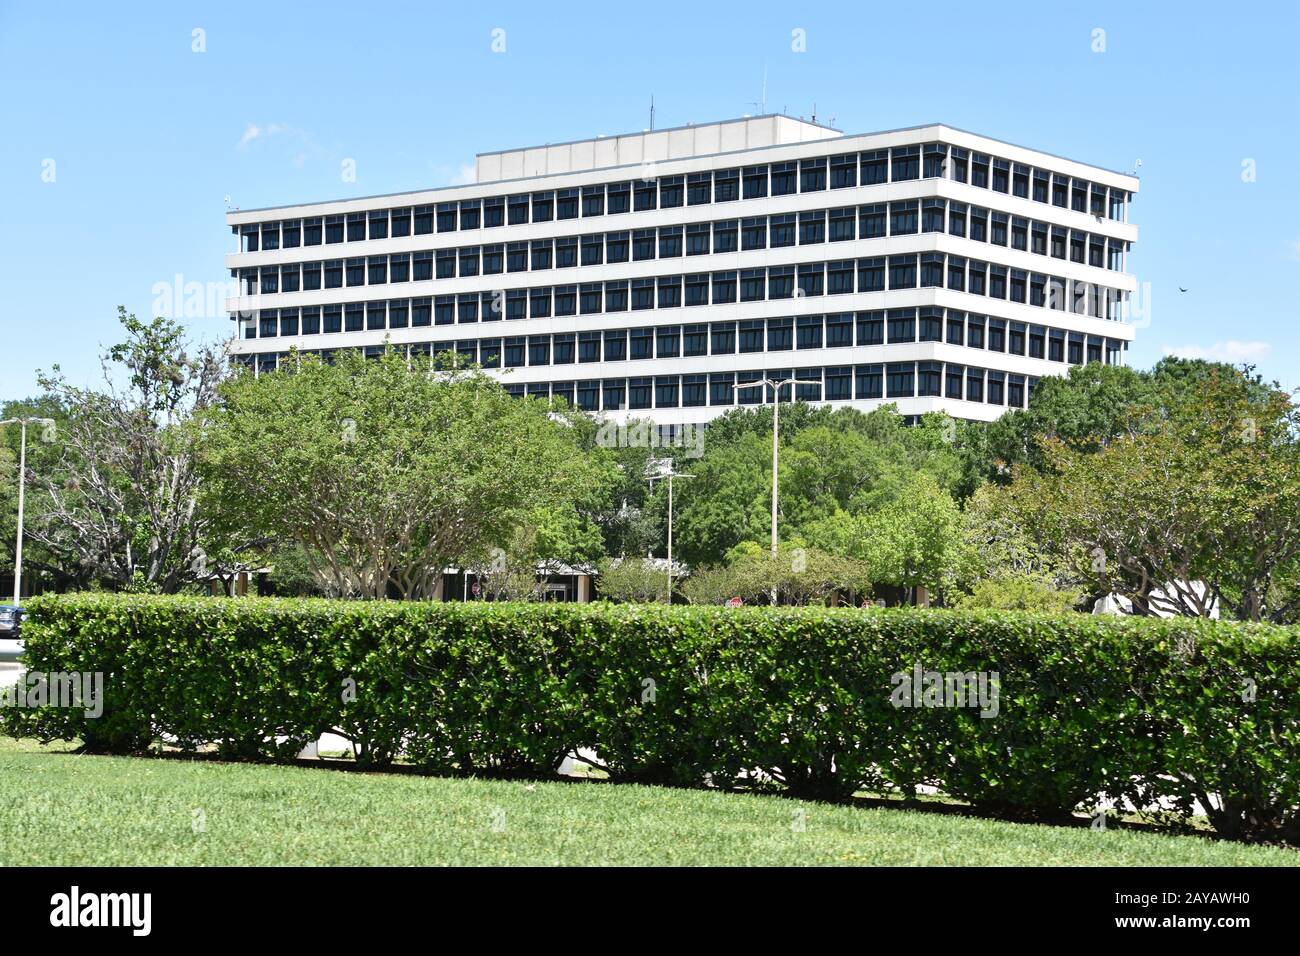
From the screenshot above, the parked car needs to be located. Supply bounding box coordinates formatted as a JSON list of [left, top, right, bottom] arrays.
[[0, 604, 23, 662]]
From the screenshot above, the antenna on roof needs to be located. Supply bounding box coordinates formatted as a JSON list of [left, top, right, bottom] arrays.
[[650, 95, 655, 131], [812, 103, 817, 124], [761, 65, 767, 114]]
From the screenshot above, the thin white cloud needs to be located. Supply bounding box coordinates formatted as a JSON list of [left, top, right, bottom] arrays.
[[432, 162, 477, 186], [237, 124, 261, 149], [1163, 340, 1273, 363]]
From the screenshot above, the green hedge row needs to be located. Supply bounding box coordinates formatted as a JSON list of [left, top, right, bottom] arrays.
[[5, 594, 1298, 844]]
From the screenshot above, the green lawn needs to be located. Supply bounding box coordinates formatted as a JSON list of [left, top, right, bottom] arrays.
[[0, 738, 1294, 866]]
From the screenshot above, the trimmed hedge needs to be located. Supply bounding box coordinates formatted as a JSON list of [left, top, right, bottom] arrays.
[[4, 594, 1298, 844]]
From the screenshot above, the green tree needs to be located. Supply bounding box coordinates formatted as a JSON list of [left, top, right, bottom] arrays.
[[200, 347, 602, 600]]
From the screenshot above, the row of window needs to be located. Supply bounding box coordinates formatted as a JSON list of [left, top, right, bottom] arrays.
[[236, 142, 1132, 252], [238, 353, 1073, 411], [238, 200, 1127, 296], [249, 307, 1125, 367], [241, 254, 1128, 338]]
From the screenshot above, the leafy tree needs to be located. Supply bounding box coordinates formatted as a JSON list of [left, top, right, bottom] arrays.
[[596, 556, 673, 603], [995, 366, 1300, 621], [200, 347, 600, 600], [25, 309, 222, 593], [681, 543, 871, 606], [949, 573, 1083, 613]]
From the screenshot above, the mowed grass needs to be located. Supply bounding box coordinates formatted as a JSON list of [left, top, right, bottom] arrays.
[[0, 739, 1294, 866]]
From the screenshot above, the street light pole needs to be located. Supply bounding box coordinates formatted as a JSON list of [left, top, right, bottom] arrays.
[[647, 460, 693, 602], [0, 417, 54, 605], [733, 377, 824, 557]]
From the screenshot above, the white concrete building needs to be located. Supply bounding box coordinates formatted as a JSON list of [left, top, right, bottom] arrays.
[[225, 115, 1138, 425]]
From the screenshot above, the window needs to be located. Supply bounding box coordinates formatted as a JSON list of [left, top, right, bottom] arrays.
[[991, 212, 1008, 246], [389, 254, 410, 283], [606, 232, 629, 263], [457, 294, 478, 323], [577, 380, 600, 411], [554, 285, 577, 316], [605, 280, 628, 311], [582, 186, 605, 217], [888, 255, 917, 289], [345, 303, 364, 332], [387, 301, 408, 329], [507, 289, 527, 320], [888, 309, 915, 343], [1052, 175, 1068, 208], [768, 265, 795, 299], [743, 165, 768, 199], [657, 276, 682, 309], [280, 264, 300, 293], [948, 202, 966, 237], [656, 326, 681, 358], [950, 148, 968, 183], [891, 146, 920, 181], [988, 319, 1006, 352], [556, 189, 578, 220], [659, 176, 684, 208], [742, 217, 766, 250], [771, 161, 797, 195], [967, 315, 985, 349], [857, 257, 885, 292], [920, 253, 943, 288], [797, 315, 823, 349], [770, 214, 796, 247], [345, 258, 365, 287], [603, 330, 627, 362], [580, 283, 602, 314], [856, 364, 883, 399], [259, 310, 278, 338], [800, 158, 827, 192], [555, 237, 577, 269], [966, 369, 984, 402], [968, 260, 987, 296], [856, 311, 884, 346], [712, 271, 737, 304], [683, 374, 707, 407], [1010, 269, 1027, 304], [633, 230, 656, 261], [483, 199, 504, 228], [714, 168, 739, 202], [602, 380, 626, 410], [629, 327, 653, 361], [502, 337, 525, 368], [303, 218, 322, 246], [826, 313, 853, 347], [923, 144, 947, 178], [713, 220, 738, 253], [631, 278, 654, 310], [922, 198, 945, 233], [829, 207, 855, 242], [799, 210, 825, 244], [971, 154, 989, 188], [1033, 171, 1049, 203], [628, 378, 652, 410], [687, 173, 711, 205], [659, 226, 683, 258], [711, 322, 736, 354], [859, 204, 886, 238], [826, 366, 851, 401], [740, 269, 765, 302], [989, 265, 1007, 299], [1013, 164, 1030, 199], [301, 307, 320, 335], [710, 373, 735, 406], [947, 256, 966, 291], [828, 259, 854, 295], [459, 247, 480, 278], [655, 376, 680, 408], [1009, 322, 1026, 355], [970, 207, 988, 242], [685, 273, 708, 307], [860, 149, 888, 184], [531, 239, 553, 271], [532, 192, 554, 222], [429, 249, 451, 279], [325, 215, 345, 244], [946, 312, 964, 345], [577, 332, 601, 364], [262, 222, 280, 251], [282, 220, 301, 248], [1011, 217, 1028, 251], [739, 320, 764, 353], [767, 318, 793, 351], [887, 363, 915, 398], [890, 201, 918, 235], [992, 159, 1010, 193], [530, 287, 551, 319], [607, 182, 631, 214], [434, 296, 455, 326], [683, 324, 708, 356], [830, 154, 857, 188], [635, 179, 658, 211], [302, 262, 321, 291], [918, 361, 942, 396]]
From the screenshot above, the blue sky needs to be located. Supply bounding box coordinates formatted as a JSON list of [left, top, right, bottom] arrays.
[[2, 0, 1297, 400]]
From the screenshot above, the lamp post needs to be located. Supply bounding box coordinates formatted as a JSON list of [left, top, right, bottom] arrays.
[[0, 417, 55, 604], [647, 459, 693, 602], [732, 377, 824, 556]]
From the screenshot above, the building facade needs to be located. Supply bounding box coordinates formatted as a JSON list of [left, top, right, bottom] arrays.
[[225, 116, 1138, 424]]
